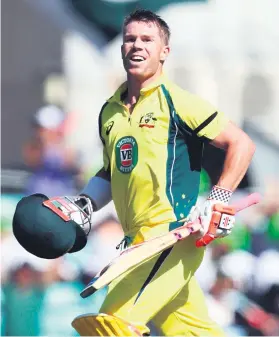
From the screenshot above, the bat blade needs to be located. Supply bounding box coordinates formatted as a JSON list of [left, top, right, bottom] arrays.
[[80, 222, 199, 298]]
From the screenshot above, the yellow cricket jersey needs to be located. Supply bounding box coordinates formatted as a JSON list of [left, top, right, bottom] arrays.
[[98, 75, 228, 237]]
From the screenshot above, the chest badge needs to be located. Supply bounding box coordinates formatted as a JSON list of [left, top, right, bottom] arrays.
[[116, 136, 138, 173], [139, 112, 157, 128]]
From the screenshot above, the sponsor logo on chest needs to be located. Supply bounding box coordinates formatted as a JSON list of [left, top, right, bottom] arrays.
[[115, 136, 138, 173]]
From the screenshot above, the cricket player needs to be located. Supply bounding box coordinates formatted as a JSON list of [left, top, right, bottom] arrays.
[[13, 9, 255, 336]]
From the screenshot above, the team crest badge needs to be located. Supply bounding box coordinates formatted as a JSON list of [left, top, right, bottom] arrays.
[[139, 112, 157, 128], [116, 136, 138, 173]]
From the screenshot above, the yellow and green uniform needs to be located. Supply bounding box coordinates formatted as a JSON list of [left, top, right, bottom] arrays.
[[98, 74, 228, 336], [99, 74, 227, 240]]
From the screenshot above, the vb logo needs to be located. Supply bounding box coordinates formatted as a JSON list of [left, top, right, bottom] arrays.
[[120, 143, 133, 167], [115, 136, 138, 173]]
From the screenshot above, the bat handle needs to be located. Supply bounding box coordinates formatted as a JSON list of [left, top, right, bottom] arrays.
[[231, 192, 261, 213]]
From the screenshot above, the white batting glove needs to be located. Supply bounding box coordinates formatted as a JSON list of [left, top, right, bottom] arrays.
[[187, 185, 236, 246]]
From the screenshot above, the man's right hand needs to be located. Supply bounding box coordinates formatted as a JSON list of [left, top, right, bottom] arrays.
[[43, 195, 94, 235], [187, 185, 235, 246]]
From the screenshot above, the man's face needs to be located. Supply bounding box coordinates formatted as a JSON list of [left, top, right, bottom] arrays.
[[122, 20, 169, 80]]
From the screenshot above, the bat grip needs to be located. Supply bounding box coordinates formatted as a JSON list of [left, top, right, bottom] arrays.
[[230, 192, 261, 213]]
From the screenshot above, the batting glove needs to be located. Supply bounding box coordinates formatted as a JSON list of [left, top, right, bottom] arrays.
[[187, 185, 236, 247]]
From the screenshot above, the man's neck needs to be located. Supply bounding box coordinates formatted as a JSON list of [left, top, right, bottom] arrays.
[[125, 70, 163, 108]]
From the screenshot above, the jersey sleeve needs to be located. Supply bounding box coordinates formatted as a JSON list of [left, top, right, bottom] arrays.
[[176, 92, 229, 140]]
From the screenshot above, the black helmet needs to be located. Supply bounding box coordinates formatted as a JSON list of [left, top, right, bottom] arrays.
[[13, 194, 87, 259]]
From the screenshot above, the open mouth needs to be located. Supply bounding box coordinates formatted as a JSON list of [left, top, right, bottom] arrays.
[[129, 55, 146, 63]]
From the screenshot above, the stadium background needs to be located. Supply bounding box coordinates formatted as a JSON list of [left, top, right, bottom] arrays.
[[1, 0, 279, 335]]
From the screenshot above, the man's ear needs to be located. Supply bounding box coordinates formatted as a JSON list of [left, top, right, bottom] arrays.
[[160, 45, 170, 63]]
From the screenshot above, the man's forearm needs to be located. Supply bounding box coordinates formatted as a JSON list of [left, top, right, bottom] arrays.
[[217, 135, 255, 191], [80, 167, 112, 210]]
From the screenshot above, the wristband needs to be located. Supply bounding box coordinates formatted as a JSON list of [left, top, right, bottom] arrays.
[[208, 185, 233, 204]]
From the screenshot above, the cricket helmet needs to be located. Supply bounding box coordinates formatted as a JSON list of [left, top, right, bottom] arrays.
[[13, 193, 87, 259]]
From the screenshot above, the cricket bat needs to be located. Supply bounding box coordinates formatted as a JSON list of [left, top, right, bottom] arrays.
[[80, 193, 261, 298]]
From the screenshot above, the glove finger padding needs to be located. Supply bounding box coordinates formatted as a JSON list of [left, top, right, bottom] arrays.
[[196, 204, 236, 247], [187, 202, 215, 239]]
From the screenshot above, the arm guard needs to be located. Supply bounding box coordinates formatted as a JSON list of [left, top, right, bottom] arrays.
[[80, 169, 112, 211]]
